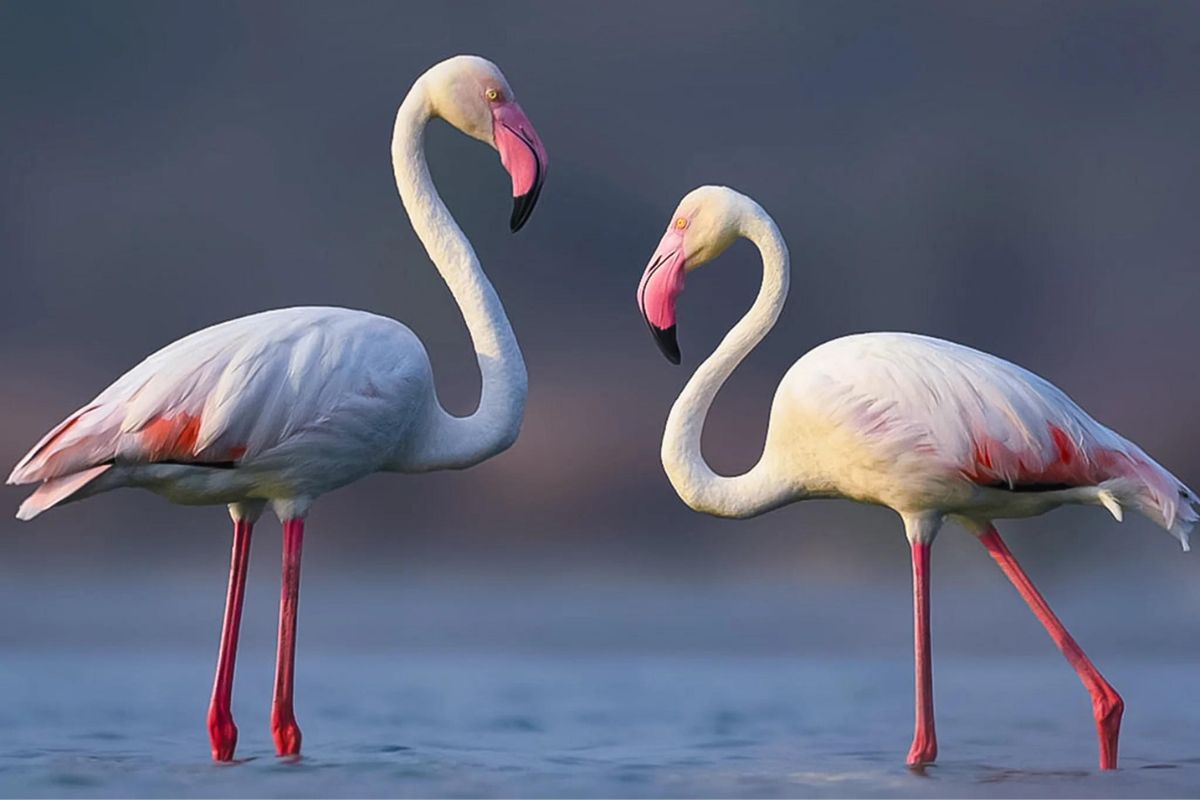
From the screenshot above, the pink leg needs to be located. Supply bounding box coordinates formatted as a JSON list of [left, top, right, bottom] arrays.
[[907, 540, 938, 766], [271, 517, 304, 756], [978, 525, 1123, 770], [207, 518, 253, 762]]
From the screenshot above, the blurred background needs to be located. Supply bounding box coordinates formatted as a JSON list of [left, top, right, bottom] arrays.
[[1, 2, 1199, 794]]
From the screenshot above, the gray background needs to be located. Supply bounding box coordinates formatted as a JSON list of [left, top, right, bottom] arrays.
[[1, 5, 1198, 791]]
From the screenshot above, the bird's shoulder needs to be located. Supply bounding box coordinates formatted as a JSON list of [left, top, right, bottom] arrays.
[[131, 306, 421, 364], [108, 306, 424, 389], [774, 332, 1116, 473], [96, 307, 431, 464], [783, 332, 1050, 402]]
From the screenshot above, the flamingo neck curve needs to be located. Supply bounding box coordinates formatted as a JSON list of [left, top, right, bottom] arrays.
[[389, 78, 527, 470], [660, 207, 793, 518]]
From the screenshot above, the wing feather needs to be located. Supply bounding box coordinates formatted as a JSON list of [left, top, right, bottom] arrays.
[[786, 332, 1197, 544], [9, 307, 425, 485]]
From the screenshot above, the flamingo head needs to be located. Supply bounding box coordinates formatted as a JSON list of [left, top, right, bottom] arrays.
[[423, 55, 548, 231], [637, 186, 748, 363]]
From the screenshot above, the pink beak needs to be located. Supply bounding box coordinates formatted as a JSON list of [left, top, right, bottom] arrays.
[[492, 101, 548, 231], [636, 227, 686, 364]]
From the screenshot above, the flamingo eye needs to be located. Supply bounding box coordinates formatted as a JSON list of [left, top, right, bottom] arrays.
[[485, 88, 501, 102], [674, 217, 688, 230]]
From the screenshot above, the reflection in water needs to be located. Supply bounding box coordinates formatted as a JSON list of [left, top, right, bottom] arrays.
[[1, 649, 1196, 798], [976, 767, 1091, 784]]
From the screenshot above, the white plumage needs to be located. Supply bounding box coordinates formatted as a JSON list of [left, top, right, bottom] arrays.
[[637, 186, 1196, 545], [11, 308, 433, 514], [636, 185, 1195, 771], [8, 54, 547, 763], [9, 53, 547, 524], [773, 332, 1196, 546]]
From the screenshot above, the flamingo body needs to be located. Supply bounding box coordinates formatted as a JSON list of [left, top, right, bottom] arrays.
[[12, 307, 433, 516], [766, 332, 1194, 543]]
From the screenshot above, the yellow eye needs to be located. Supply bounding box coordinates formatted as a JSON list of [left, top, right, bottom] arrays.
[[674, 217, 688, 230], [485, 88, 501, 102]]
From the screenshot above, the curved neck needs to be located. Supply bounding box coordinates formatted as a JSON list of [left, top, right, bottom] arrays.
[[391, 80, 527, 470], [661, 211, 792, 518]]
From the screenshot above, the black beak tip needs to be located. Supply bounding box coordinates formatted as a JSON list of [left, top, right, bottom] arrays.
[[509, 177, 544, 233], [652, 324, 681, 365], [510, 194, 533, 232]]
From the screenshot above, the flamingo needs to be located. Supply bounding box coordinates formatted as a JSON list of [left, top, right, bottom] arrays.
[[636, 185, 1196, 770], [8, 55, 547, 762]]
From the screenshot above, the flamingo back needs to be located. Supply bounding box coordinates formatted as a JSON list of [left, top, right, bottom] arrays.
[[9, 307, 432, 505], [777, 332, 1197, 547]]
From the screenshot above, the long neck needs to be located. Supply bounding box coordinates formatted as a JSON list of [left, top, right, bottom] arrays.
[[661, 211, 793, 518], [390, 81, 527, 470]]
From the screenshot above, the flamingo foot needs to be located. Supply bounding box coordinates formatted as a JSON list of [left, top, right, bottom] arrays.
[[906, 734, 938, 768], [207, 706, 238, 762], [1094, 686, 1123, 770], [272, 710, 302, 757]]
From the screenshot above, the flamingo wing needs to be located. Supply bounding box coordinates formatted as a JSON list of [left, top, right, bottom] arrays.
[[786, 332, 1197, 546], [9, 307, 426, 488]]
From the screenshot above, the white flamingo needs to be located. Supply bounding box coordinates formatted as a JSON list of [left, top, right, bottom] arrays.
[[636, 185, 1196, 770], [8, 55, 547, 762]]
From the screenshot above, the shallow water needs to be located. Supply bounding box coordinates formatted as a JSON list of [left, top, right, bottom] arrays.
[[2, 649, 1197, 798]]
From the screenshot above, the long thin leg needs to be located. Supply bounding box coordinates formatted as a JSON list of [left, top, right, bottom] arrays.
[[907, 539, 938, 766], [207, 517, 253, 762], [978, 525, 1123, 770], [271, 517, 304, 756]]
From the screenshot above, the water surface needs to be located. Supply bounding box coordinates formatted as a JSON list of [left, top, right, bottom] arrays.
[[2, 649, 1196, 798]]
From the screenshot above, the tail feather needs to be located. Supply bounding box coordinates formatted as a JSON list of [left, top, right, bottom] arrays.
[[16, 464, 112, 521], [1099, 462, 1197, 552], [8, 405, 118, 485], [1096, 489, 1124, 522]]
